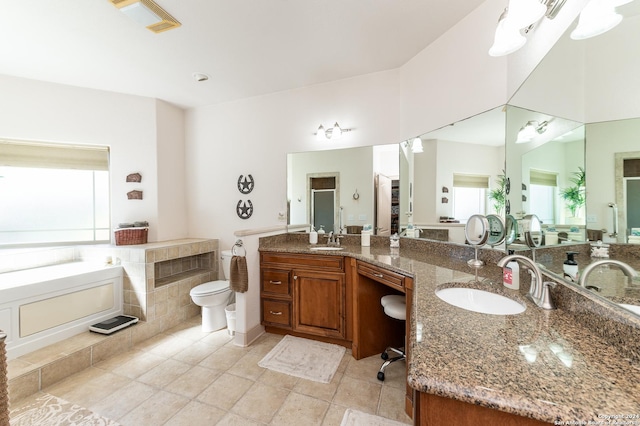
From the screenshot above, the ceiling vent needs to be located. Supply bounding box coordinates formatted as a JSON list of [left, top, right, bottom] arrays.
[[109, 0, 181, 34]]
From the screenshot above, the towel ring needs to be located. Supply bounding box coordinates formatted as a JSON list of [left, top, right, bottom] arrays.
[[232, 239, 246, 256]]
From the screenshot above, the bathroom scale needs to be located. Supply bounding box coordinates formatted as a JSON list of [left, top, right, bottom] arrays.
[[89, 315, 139, 334]]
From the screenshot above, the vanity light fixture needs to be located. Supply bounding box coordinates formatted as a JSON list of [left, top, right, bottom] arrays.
[[109, 0, 181, 33], [488, 0, 568, 57], [516, 120, 548, 143], [401, 138, 424, 153], [315, 122, 353, 140], [412, 138, 424, 153], [570, 0, 627, 40]]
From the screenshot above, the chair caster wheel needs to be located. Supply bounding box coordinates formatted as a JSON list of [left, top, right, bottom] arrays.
[[377, 371, 385, 381], [381, 352, 389, 360]]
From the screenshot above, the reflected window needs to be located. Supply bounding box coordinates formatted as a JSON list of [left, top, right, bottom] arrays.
[[452, 174, 489, 223], [0, 141, 110, 246], [529, 169, 558, 225]]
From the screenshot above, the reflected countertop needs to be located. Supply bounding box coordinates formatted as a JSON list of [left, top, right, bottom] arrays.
[[259, 237, 640, 423]]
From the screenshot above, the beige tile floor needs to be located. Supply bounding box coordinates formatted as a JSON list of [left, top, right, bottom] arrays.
[[11, 317, 412, 425]]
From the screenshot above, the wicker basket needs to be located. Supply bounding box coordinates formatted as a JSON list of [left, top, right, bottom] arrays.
[[115, 227, 148, 245]]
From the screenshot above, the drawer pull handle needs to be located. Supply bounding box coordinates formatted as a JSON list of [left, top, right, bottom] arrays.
[[269, 280, 282, 285], [269, 311, 283, 315], [373, 273, 384, 278]]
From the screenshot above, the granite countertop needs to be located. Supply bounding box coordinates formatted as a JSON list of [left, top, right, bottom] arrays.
[[259, 238, 640, 424]]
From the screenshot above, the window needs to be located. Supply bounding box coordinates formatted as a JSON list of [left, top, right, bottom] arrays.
[[529, 169, 558, 225], [0, 140, 110, 246], [452, 174, 489, 223]]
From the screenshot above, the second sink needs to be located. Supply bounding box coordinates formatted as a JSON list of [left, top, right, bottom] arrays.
[[436, 287, 526, 315], [309, 246, 344, 251]]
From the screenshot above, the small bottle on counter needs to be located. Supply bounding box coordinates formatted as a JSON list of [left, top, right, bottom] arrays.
[[503, 250, 520, 290], [563, 252, 579, 282], [390, 233, 400, 248], [309, 226, 318, 244], [361, 224, 372, 247]]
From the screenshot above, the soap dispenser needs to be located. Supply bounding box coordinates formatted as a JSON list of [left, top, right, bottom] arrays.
[[309, 226, 318, 244], [503, 250, 520, 290], [563, 252, 579, 282]]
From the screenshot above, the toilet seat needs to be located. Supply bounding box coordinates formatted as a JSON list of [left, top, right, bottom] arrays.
[[190, 280, 230, 296]]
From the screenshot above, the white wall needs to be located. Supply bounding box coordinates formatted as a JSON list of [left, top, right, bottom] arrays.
[[0, 75, 181, 243], [156, 99, 188, 241]]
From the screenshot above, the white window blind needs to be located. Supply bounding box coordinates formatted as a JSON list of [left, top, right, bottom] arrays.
[[529, 169, 557, 187], [0, 140, 109, 171], [453, 174, 489, 189]]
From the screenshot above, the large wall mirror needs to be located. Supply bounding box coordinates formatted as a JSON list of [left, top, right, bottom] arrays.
[[508, 2, 640, 316]]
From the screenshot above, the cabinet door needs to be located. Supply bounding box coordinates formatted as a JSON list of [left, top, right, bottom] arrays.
[[293, 270, 345, 339]]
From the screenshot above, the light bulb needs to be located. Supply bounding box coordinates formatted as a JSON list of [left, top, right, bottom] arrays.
[[332, 122, 342, 139]]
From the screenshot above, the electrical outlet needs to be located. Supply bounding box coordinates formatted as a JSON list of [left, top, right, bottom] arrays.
[[587, 214, 597, 223], [359, 214, 367, 221]]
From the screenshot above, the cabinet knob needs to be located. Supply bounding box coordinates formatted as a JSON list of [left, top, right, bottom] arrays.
[[269, 280, 282, 285], [293, 275, 298, 280], [269, 311, 283, 315]]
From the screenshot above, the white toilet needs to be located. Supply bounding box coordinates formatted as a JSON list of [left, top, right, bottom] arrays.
[[190, 250, 233, 332]]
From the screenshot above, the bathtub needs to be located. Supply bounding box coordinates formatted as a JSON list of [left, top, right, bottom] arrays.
[[0, 262, 123, 359]]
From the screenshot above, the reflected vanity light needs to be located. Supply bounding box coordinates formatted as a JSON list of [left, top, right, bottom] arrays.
[[488, 0, 567, 57], [516, 120, 548, 143], [570, 0, 626, 40], [402, 138, 423, 153], [315, 122, 353, 140]]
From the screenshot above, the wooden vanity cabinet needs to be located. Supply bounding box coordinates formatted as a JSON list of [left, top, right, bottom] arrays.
[[260, 252, 348, 342]]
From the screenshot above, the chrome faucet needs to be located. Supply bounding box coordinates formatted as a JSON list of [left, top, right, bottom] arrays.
[[497, 254, 555, 309], [324, 231, 342, 246], [578, 259, 637, 288]]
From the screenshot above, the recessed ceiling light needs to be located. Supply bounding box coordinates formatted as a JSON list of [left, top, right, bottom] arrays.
[[193, 72, 210, 82]]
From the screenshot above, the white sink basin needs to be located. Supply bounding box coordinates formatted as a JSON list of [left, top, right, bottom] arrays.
[[619, 303, 640, 315], [309, 246, 344, 251], [436, 287, 526, 315]]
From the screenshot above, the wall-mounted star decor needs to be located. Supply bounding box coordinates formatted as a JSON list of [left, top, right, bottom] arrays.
[[237, 174, 255, 194], [236, 200, 253, 219]]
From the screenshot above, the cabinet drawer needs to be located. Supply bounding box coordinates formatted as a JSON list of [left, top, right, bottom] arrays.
[[261, 252, 343, 272], [262, 268, 291, 296], [262, 300, 291, 327], [357, 261, 405, 291]]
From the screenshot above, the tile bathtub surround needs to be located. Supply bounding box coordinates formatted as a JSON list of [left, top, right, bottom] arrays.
[[10, 322, 412, 426], [77, 239, 218, 325]]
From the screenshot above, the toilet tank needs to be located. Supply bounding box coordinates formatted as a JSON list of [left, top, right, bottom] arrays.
[[221, 250, 233, 280]]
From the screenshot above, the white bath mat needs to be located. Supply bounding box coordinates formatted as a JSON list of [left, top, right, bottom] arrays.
[[258, 335, 345, 383], [340, 408, 409, 426], [10, 392, 120, 426]]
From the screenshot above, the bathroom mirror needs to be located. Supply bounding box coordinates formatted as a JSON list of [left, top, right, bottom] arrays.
[[401, 106, 506, 244], [464, 214, 489, 246], [505, 215, 517, 245], [486, 214, 505, 247], [287, 144, 398, 234], [508, 3, 640, 314], [522, 214, 542, 249], [504, 105, 585, 245], [287, 106, 506, 243], [465, 214, 489, 269]]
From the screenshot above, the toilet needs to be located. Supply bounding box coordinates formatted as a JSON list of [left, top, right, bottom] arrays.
[[190, 250, 233, 332]]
